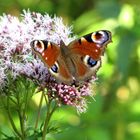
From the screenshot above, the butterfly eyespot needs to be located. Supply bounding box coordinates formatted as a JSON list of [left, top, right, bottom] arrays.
[[31, 40, 45, 53], [87, 57, 97, 67], [94, 31, 103, 40], [50, 63, 59, 73], [83, 55, 97, 67], [91, 30, 110, 45]]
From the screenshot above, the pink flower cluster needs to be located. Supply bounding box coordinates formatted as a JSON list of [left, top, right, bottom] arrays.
[[0, 10, 96, 113]]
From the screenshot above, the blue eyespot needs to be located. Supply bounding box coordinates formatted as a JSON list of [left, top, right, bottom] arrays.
[[87, 57, 97, 67], [51, 64, 58, 73]]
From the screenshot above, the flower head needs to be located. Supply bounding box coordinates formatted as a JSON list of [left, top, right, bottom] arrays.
[[0, 10, 97, 113]]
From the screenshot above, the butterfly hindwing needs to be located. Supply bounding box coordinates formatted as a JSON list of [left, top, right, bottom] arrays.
[[49, 56, 73, 84], [68, 53, 101, 82]]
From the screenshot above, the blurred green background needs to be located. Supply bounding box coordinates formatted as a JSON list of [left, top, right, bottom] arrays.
[[0, 0, 140, 140]]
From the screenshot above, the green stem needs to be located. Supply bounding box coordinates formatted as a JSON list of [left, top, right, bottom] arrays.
[[42, 101, 51, 140], [42, 99, 57, 140], [6, 97, 22, 138], [16, 92, 26, 140], [17, 109, 25, 140], [34, 91, 44, 130]]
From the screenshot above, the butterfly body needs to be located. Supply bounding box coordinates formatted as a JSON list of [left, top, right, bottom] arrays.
[[31, 30, 112, 84]]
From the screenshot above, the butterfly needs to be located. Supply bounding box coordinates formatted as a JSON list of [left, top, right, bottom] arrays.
[[31, 30, 112, 84]]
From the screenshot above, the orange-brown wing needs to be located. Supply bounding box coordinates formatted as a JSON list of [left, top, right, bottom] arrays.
[[49, 56, 73, 84], [69, 54, 101, 82], [67, 30, 112, 81], [31, 40, 60, 67], [31, 40, 73, 83], [69, 30, 112, 60]]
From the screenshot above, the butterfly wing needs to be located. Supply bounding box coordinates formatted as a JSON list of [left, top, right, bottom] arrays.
[[31, 30, 112, 84], [31, 40, 60, 67], [68, 30, 112, 82], [31, 40, 73, 83], [69, 30, 112, 60]]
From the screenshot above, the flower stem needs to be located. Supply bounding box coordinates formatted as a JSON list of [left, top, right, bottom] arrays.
[[5, 96, 22, 138], [17, 109, 26, 140], [42, 101, 51, 140], [17, 101, 26, 139], [42, 97, 57, 140], [16, 87, 27, 140], [34, 91, 44, 130]]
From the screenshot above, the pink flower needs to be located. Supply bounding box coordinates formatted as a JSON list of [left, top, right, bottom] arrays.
[[0, 10, 97, 113]]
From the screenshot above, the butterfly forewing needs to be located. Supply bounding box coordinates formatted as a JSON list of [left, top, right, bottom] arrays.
[[69, 30, 112, 60], [31, 40, 60, 67]]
